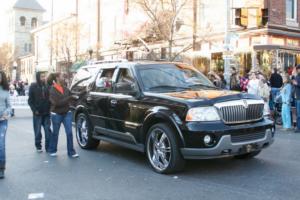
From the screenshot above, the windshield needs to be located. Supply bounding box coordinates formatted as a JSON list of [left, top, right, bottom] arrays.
[[136, 64, 215, 92]]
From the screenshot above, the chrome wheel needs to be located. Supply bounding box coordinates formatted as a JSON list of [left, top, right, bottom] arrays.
[[147, 128, 172, 172], [76, 116, 88, 147]]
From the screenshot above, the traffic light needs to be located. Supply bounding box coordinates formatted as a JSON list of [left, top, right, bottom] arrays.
[[235, 8, 248, 28]]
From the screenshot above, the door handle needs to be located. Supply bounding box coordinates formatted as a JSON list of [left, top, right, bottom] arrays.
[[110, 99, 118, 105], [86, 96, 92, 103]]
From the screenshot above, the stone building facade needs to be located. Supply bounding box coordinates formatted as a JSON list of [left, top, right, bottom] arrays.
[[9, 0, 45, 81]]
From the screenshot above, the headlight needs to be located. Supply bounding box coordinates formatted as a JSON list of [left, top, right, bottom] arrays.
[[186, 107, 220, 122]]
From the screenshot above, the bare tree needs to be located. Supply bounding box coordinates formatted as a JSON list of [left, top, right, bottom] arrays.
[[133, 0, 190, 61], [50, 19, 81, 76], [0, 43, 13, 78]]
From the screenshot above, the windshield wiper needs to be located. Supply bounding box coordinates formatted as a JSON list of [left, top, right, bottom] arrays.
[[188, 83, 218, 89], [148, 85, 191, 91]]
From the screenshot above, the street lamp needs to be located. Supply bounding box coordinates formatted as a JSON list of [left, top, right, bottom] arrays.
[[12, 61, 18, 81], [223, 0, 231, 89], [88, 48, 93, 60]]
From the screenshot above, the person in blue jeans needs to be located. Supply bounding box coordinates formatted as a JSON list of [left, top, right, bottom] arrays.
[[280, 76, 292, 130], [28, 72, 52, 152], [292, 65, 300, 133], [47, 73, 79, 158], [0, 71, 12, 179]]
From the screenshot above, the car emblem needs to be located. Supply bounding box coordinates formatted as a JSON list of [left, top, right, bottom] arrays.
[[243, 100, 248, 109]]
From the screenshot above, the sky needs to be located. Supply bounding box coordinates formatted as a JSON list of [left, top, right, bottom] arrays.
[[0, 0, 75, 44]]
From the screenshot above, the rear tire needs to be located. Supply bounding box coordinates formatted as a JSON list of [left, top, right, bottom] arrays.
[[146, 123, 185, 174], [234, 150, 261, 159], [75, 113, 99, 149]]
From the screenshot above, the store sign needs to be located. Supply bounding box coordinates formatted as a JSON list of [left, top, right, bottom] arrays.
[[222, 51, 234, 59], [287, 39, 299, 47], [238, 38, 250, 51], [272, 37, 285, 45]]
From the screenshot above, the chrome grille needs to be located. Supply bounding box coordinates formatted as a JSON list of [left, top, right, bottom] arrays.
[[231, 132, 266, 143], [215, 100, 264, 124]]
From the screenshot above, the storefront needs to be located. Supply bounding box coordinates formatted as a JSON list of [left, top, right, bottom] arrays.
[[254, 45, 300, 75]]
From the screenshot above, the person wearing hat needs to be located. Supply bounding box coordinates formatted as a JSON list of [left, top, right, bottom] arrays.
[[292, 65, 300, 132]]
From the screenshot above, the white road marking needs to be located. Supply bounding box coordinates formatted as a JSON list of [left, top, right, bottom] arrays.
[[28, 193, 45, 199]]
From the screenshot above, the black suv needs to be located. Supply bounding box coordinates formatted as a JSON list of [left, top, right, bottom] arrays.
[[70, 60, 275, 174]]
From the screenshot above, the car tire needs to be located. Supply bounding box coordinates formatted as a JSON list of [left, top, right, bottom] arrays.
[[76, 113, 99, 149], [146, 123, 185, 174], [234, 150, 261, 159]]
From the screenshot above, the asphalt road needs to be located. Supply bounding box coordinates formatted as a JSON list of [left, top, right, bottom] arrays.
[[0, 109, 300, 200]]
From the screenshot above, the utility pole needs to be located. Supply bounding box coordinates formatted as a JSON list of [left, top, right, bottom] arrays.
[[75, 0, 78, 61], [193, 0, 198, 51], [96, 0, 101, 60], [223, 0, 231, 89], [50, 0, 54, 71]]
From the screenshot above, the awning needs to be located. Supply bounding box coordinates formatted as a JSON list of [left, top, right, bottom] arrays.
[[253, 45, 300, 52]]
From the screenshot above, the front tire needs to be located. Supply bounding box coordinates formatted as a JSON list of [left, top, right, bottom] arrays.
[[146, 123, 185, 174], [76, 113, 99, 149]]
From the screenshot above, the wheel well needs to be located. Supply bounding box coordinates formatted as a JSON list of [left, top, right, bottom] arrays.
[[74, 109, 82, 122], [142, 116, 183, 147], [74, 108, 87, 122]]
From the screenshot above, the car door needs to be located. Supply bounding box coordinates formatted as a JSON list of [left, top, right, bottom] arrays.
[[87, 67, 116, 130], [106, 67, 141, 143]]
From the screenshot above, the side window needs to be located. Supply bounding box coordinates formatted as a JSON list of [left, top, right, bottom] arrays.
[[20, 16, 26, 26], [115, 68, 137, 94], [94, 68, 115, 93], [31, 18, 37, 28]]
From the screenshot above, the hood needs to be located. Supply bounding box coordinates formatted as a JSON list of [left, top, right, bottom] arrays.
[[165, 90, 239, 100], [143, 89, 260, 107], [36, 71, 44, 86]]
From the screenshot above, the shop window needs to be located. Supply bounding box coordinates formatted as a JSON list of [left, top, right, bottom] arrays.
[[20, 16, 26, 26]]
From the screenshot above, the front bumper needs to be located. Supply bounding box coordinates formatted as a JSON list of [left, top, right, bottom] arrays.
[[181, 128, 274, 159]]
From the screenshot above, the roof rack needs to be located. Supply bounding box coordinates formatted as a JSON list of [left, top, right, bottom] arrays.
[[88, 59, 128, 65]]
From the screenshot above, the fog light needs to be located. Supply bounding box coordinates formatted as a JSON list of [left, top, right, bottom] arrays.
[[204, 135, 212, 145]]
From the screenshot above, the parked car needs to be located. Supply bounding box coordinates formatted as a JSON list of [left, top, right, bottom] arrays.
[[70, 60, 275, 174]]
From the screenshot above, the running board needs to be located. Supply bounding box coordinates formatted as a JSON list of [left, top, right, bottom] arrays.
[[93, 135, 145, 153]]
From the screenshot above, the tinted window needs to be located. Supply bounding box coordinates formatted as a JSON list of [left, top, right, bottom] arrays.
[[136, 64, 214, 92], [115, 68, 137, 94]]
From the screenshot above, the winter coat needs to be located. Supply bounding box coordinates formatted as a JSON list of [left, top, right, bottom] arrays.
[[28, 72, 51, 115]]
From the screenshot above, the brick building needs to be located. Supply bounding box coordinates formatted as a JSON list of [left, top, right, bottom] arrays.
[[192, 0, 300, 76]]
